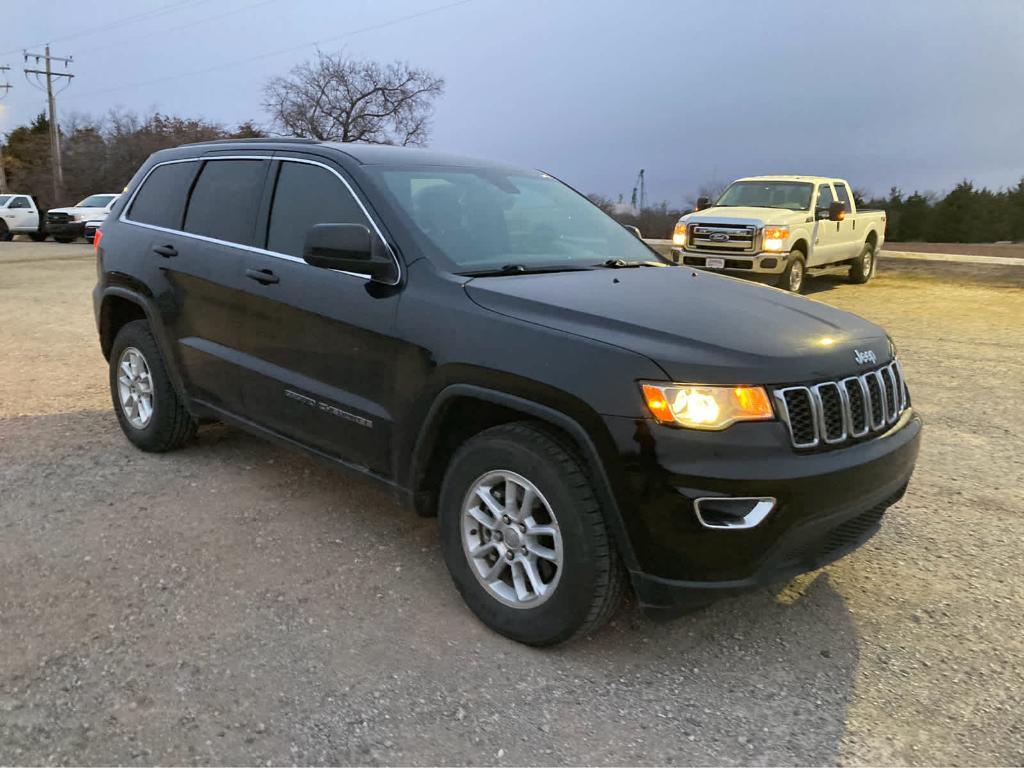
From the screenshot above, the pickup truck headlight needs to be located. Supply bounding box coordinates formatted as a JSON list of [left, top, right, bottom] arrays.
[[641, 383, 774, 430], [672, 222, 688, 247], [762, 226, 790, 252]]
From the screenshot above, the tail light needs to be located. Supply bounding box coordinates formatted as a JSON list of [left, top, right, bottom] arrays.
[[93, 228, 103, 252]]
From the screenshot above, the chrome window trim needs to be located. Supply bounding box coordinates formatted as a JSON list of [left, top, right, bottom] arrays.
[[774, 386, 820, 449], [118, 154, 402, 286]]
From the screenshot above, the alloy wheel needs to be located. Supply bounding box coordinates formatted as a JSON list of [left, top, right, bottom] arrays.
[[116, 346, 155, 429], [461, 470, 563, 608]]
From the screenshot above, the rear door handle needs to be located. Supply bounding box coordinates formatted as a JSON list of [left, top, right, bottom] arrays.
[[152, 244, 177, 258], [245, 267, 279, 285]]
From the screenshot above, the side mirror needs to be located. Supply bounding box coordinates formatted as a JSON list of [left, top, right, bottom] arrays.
[[623, 224, 642, 238], [696, 196, 711, 211], [302, 223, 398, 283], [828, 201, 846, 222]]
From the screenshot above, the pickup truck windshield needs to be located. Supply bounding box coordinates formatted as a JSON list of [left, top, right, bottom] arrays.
[[76, 195, 116, 208], [715, 181, 813, 211], [369, 166, 658, 273]]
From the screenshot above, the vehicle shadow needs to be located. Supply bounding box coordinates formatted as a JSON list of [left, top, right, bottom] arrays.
[[1, 410, 860, 766]]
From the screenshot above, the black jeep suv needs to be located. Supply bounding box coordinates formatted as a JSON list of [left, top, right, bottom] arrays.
[[93, 139, 921, 645]]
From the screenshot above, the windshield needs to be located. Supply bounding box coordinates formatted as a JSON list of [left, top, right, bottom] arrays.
[[368, 166, 659, 272], [76, 194, 116, 208], [715, 181, 813, 211], [0, 196, 10, 207]]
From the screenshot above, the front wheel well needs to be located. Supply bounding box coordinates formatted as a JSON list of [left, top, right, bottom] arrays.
[[99, 295, 147, 359], [412, 396, 589, 519], [790, 239, 809, 256]]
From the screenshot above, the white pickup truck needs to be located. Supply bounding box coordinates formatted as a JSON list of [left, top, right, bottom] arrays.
[[671, 176, 886, 292], [0, 194, 47, 241]]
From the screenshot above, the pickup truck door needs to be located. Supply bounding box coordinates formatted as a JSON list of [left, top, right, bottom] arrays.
[[832, 182, 860, 259], [4, 196, 38, 232], [810, 183, 843, 266], [233, 157, 403, 476]]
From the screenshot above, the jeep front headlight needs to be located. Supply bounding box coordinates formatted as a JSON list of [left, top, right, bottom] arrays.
[[641, 383, 774, 430]]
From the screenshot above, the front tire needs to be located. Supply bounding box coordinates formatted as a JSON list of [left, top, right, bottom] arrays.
[[29, 232, 47, 242], [109, 320, 196, 452], [0, 222, 11, 242], [54, 236, 75, 244], [777, 250, 806, 293], [439, 422, 625, 646], [849, 241, 876, 284]]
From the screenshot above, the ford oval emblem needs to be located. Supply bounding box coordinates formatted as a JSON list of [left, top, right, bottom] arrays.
[[709, 232, 730, 243]]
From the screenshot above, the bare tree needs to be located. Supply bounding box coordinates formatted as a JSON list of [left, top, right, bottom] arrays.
[[686, 179, 728, 210], [262, 52, 444, 146]]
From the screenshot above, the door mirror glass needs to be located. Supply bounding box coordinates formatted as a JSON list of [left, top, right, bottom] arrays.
[[828, 201, 846, 222], [302, 223, 398, 283]]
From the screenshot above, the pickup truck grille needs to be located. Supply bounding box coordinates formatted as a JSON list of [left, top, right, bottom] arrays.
[[775, 361, 909, 449], [46, 212, 71, 223], [688, 223, 757, 253]]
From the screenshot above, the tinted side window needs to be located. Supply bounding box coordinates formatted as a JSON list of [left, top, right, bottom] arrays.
[[833, 182, 852, 212], [815, 184, 835, 212], [266, 162, 369, 257], [128, 162, 198, 229], [183, 160, 267, 245], [10, 197, 31, 209]]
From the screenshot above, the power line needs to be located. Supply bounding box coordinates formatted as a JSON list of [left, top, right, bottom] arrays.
[[0, 0, 208, 57], [87, 0, 277, 57], [24, 47, 74, 201], [66, 0, 475, 101], [0, 65, 11, 194]]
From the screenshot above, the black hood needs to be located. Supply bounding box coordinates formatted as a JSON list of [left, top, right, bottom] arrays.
[[465, 267, 892, 385]]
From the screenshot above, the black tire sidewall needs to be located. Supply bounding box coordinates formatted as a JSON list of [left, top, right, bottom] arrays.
[[438, 430, 606, 645], [109, 320, 189, 452], [851, 243, 875, 283]]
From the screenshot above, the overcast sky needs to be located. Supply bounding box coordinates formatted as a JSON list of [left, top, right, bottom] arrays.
[[3, 0, 1022, 205]]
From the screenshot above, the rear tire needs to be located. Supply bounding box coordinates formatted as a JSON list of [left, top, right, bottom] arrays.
[[438, 422, 625, 646], [29, 232, 47, 242], [109, 320, 196, 452], [54, 236, 74, 244], [849, 241, 876, 284], [777, 250, 806, 293], [0, 222, 11, 242]]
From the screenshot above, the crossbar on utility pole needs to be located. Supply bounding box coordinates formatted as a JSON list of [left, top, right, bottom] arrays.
[[24, 46, 74, 203], [0, 65, 11, 194]]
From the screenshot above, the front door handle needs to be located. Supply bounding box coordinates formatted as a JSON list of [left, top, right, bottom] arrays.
[[153, 244, 177, 258], [245, 267, 279, 285]]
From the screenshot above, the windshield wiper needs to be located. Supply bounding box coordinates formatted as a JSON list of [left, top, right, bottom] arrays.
[[598, 259, 666, 269], [458, 263, 594, 277]]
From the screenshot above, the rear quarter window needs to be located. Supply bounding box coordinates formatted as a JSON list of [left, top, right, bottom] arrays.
[[128, 162, 199, 229]]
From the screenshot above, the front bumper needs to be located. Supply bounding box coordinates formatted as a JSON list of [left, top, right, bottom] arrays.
[[46, 220, 85, 238], [671, 247, 788, 275], [601, 411, 922, 618]]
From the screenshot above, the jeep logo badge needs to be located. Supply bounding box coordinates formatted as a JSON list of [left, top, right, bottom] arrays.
[[854, 349, 877, 365]]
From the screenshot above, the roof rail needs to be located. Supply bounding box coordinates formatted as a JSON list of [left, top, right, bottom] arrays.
[[181, 137, 321, 147]]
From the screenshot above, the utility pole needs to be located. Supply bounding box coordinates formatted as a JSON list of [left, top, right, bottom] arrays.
[[0, 65, 10, 194], [24, 46, 73, 203]]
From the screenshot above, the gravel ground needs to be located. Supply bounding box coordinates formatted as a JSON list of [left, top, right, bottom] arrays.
[[1, 243, 1022, 766]]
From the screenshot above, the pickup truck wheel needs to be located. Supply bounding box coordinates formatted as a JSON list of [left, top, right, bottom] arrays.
[[28, 232, 47, 242], [849, 242, 876, 284], [54, 236, 75, 244], [0, 222, 11, 242], [778, 251, 806, 293], [109, 320, 196, 452], [438, 422, 625, 646]]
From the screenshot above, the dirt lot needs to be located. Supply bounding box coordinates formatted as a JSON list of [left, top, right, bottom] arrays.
[[883, 241, 1024, 259], [1, 242, 1022, 766]]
